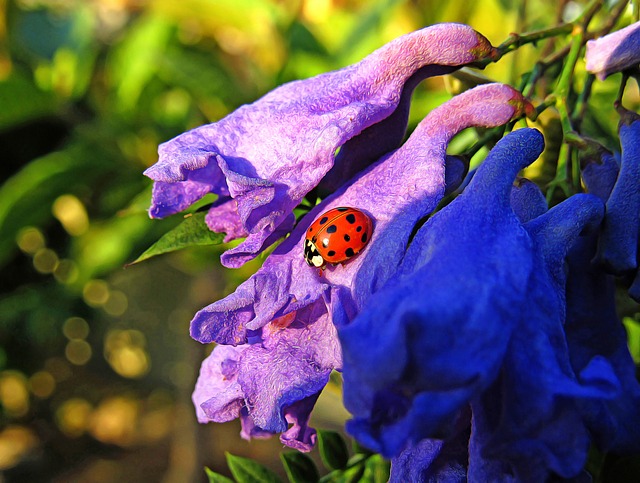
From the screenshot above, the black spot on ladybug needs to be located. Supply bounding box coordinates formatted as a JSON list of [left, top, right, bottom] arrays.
[[346, 214, 356, 224], [361, 233, 368, 243], [319, 216, 328, 225], [322, 238, 329, 248], [312, 236, 317, 243], [327, 250, 336, 257], [326, 224, 337, 234], [345, 247, 355, 257], [356, 225, 362, 232], [344, 234, 351, 242], [337, 207, 348, 212]]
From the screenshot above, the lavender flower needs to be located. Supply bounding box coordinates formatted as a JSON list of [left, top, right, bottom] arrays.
[[144, 24, 498, 268], [190, 83, 529, 448], [586, 20, 640, 80]]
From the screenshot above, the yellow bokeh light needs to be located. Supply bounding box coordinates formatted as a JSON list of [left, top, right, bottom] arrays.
[[104, 330, 150, 379], [52, 195, 89, 237], [302, 0, 333, 24], [65, 340, 92, 366], [33, 248, 59, 274], [55, 398, 93, 438], [16, 227, 45, 254], [63, 317, 90, 340], [53, 259, 79, 284], [29, 371, 56, 399], [0, 372, 30, 418], [83, 279, 110, 307], [0, 426, 38, 471], [103, 290, 128, 317], [89, 397, 138, 447]]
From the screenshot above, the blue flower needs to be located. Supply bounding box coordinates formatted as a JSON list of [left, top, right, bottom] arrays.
[[340, 129, 617, 481], [595, 107, 640, 287], [565, 141, 640, 454]]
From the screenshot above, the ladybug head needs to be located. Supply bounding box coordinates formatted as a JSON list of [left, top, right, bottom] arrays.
[[304, 239, 325, 268]]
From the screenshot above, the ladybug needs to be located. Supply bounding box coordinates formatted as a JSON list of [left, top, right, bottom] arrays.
[[304, 207, 373, 268]]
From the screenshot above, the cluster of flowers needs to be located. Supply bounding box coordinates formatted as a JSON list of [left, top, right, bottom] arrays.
[[144, 21, 640, 481]]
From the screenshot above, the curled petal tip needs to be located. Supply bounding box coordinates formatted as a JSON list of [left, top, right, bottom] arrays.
[[507, 92, 534, 120], [469, 31, 497, 60]]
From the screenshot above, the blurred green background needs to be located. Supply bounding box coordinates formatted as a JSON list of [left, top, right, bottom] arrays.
[[1, 0, 639, 481]]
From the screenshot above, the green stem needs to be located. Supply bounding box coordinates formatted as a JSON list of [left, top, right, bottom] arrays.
[[547, 143, 573, 203], [571, 73, 594, 130], [546, 23, 586, 202], [616, 73, 630, 105]]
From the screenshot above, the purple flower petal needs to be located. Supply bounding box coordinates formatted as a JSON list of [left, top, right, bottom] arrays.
[[192, 344, 245, 423], [145, 24, 498, 268], [192, 303, 339, 450], [586, 20, 640, 80], [237, 304, 340, 433]]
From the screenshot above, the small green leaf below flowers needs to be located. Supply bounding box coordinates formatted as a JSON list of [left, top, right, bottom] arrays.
[[280, 451, 320, 483], [205, 466, 234, 483], [129, 211, 224, 265], [225, 453, 282, 483], [317, 430, 350, 471], [361, 455, 390, 483]]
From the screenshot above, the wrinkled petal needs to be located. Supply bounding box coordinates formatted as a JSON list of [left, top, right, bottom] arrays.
[[340, 128, 544, 457], [193, 305, 340, 450], [595, 107, 640, 273], [586, 20, 640, 80], [238, 304, 340, 433], [145, 24, 498, 268], [390, 410, 470, 483], [279, 394, 320, 452], [192, 345, 245, 423], [191, 84, 530, 346]]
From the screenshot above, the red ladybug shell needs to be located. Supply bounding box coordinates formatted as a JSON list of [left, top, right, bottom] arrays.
[[304, 207, 373, 268]]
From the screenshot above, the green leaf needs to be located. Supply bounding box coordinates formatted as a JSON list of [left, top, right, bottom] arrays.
[[361, 455, 390, 483], [109, 13, 173, 113], [129, 211, 224, 265], [280, 452, 319, 483], [205, 467, 234, 483], [351, 440, 374, 456], [226, 453, 282, 483], [317, 430, 349, 471]]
